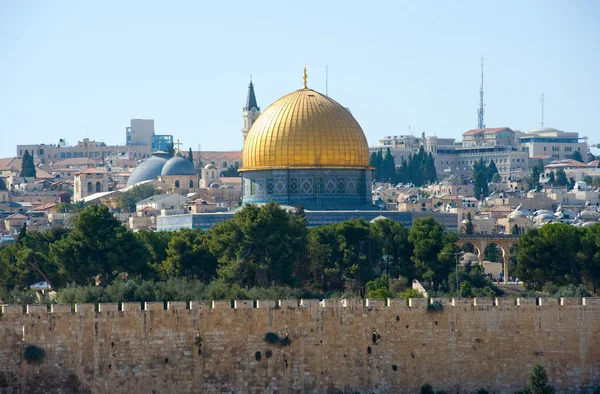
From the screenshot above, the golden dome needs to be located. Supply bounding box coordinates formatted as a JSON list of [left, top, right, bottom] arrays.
[[242, 88, 370, 171]]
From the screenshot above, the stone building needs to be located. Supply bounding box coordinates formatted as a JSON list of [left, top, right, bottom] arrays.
[[158, 153, 198, 192], [74, 168, 110, 201], [240, 67, 372, 209]]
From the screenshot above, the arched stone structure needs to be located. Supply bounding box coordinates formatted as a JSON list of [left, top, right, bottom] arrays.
[[457, 234, 520, 284]]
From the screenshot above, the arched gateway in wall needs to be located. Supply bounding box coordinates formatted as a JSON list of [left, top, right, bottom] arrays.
[[456, 234, 520, 284]]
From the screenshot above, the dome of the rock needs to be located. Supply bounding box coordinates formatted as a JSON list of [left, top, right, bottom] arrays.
[[239, 69, 373, 210], [242, 89, 370, 170]]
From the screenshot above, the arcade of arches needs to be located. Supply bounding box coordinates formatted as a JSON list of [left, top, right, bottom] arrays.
[[456, 234, 520, 284]]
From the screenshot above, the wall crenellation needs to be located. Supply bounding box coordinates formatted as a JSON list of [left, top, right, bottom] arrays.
[[0, 297, 599, 393], [2, 297, 599, 316]]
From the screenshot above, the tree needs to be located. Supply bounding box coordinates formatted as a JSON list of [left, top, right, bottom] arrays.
[[568, 177, 576, 190], [547, 171, 555, 186], [50, 205, 151, 285], [473, 159, 489, 200], [167, 143, 175, 157], [220, 167, 240, 177], [461, 212, 474, 234], [492, 172, 501, 183], [512, 223, 520, 235], [370, 218, 412, 279], [408, 217, 458, 290], [20, 150, 36, 178], [578, 224, 600, 293], [528, 365, 555, 394], [207, 203, 307, 287], [118, 183, 156, 213], [554, 168, 568, 187], [516, 224, 582, 290], [487, 160, 499, 182], [160, 229, 217, 281], [571, 150, 583, 163], [17, 222, 27, 243], [528, 164, 543, 191], [188, 148, 194, 164], [382, 148, 396, 182]]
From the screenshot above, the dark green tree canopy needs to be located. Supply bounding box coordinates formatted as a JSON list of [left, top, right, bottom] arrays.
[[20, 150, 36, 178]]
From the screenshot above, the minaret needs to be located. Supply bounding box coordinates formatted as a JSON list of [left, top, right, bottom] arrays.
[[242, 77, 260, 143]]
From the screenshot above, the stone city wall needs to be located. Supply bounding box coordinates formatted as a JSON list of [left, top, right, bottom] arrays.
[[1, 297, 599, 394]]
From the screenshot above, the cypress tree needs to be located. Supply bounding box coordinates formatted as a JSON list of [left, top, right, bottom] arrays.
[[20, 150, 36, 178]]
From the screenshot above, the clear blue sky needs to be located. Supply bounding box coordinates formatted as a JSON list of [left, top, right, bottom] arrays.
[[1, 0, 599, 158]]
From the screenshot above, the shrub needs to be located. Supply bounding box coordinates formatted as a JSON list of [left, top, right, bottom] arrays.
[[24, 344, 46, 364], [264, 332, 280, 344], [399, 288, 423, 305], [427, 301, 443, 312]]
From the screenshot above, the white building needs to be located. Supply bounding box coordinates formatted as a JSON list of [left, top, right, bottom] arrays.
[[519, 127, 588, 162]]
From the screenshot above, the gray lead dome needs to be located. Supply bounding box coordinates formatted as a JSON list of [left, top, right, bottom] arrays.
[[161, 154, 196, 176], [126, 152, 170, 186]]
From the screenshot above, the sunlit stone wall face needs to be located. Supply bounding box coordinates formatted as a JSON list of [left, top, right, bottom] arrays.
[[1, 298, 599, 393]]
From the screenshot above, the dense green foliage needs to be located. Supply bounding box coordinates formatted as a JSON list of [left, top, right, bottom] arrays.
[[220, 166, 240, 177], [515, 223, 600, 292], [13, 203, 600, 304], [118, 183, 156, 213], [473, 158, 495, 199], [370, 146, 437, 186], [20, 150, 36, 178]]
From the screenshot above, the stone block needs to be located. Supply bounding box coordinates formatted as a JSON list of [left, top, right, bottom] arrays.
[[144, 302, 165, 311], [366, 299, 385, 309], [121, 302, 141, 311], [430, 297, 452, 306], [278, 300, 298, 308], [257, 300, 276, 309], [388, 298, 409, 308], [560, 297, 580, 306], [167, 301, 187, 310], [495, 298, 515, 306], [583, 297, 600, 306], [74, 304, 95, 314], [517, 298, 536, 306], [341, 299, 364, 308], [1, 304, 24, 315], [98, 303, 119, 312], [234, 300, 253, 309], [51, 304, 73, 313], [26, 304, 48, 314], [300, 299, 319, 308], [319, 299, 339, 308], [452, 298, 473, 307], [474, 298, 493, 306], [409, 298, 428, 309], [538, 297, 559, 306], [190, 300, 209, 310], [212, 300, 232, 309]]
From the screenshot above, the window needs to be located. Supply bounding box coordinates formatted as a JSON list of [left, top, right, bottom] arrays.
[[223, 161, 227, 167], [544, 147, 546, 152], [175, 180, 180, 188], [87, 182, 93, 193], [234, 161, 239, 168], [189, 180, 194, 188], [96, 182, 101, 193]]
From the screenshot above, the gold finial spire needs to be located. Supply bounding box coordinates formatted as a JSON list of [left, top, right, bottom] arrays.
[[303, 63, 307, 89]]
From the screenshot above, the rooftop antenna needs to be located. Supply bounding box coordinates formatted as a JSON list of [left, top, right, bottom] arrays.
[[540, 93, 546, 127], [325, 65, 328, 96], [477, 57, 485, 129]]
